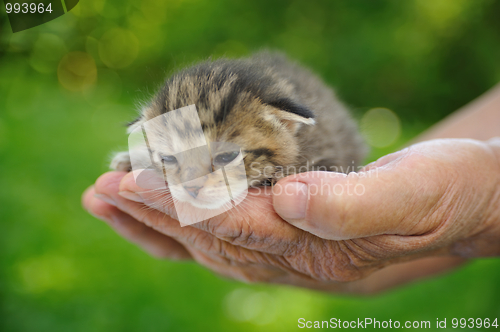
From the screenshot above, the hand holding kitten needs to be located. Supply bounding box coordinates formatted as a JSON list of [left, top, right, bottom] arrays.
[[83, 137, 500, 293], [85, 57, 500, 294], [273, 138, 500, 257]]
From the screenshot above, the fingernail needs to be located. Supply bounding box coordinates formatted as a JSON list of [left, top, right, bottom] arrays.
[[273, 182, 308, 220], [118, 191, 144, 203], [94, 193, 116, 206]]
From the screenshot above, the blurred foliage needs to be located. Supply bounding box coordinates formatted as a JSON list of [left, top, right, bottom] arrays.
[[1, 0, 500, 331]]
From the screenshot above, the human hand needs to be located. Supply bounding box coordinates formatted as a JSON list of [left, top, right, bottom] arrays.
[[83, 138, 500, 293], [272, 138, 500, 257]]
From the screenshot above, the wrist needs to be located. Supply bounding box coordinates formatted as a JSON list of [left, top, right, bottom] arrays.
[[451, 138, 500, 257], [475, 138, 500, 256]]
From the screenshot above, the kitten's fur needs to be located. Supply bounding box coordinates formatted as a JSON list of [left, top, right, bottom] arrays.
[[111, 52, 367, 209]]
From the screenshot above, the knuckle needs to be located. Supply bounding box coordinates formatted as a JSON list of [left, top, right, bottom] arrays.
[[188, 230, 216, 251], [328, 267, 365, 283], [314, 260, 365, 283], [207, 237, 227, 258], [329, 241, 377, 282], [291, 239, 375, 282], [188, 249, 269, 284], [207, 216, 258, 247]]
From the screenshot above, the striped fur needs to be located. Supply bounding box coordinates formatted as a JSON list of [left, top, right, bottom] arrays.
[[111, 52, 367, 207]]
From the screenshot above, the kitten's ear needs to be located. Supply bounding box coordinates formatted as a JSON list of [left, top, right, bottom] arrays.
[[266, 98, 315, 134]]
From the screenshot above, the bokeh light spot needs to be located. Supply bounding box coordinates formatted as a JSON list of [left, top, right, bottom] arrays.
[[360, 108, 401, 148], [98, 28, 139, 69], [57, 52, 97, 92], [223, 288, 277, 325]]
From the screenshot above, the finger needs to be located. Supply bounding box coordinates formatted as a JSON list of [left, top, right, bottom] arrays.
[[101, 171, 454, 282], [185, 247, 288, 284], [118, 172, 307, 256], [117, 172, 179, 219], [272, 148, 448, 240], [101, 175, 301, 278], [83, 180, 192, 260], [92, 177, 309, 283], [100, 173, 309, 277], [83, 184, 118, 218], [94, 173, 232, 256]]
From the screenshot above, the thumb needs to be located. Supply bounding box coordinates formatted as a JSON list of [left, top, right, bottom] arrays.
[[272, 149, 444, 240]]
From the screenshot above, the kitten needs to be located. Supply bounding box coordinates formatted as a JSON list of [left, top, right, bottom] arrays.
[[111, 52, 367, 212]]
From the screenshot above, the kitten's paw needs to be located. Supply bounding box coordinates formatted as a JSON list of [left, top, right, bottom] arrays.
[[110, 151, 132, 172]]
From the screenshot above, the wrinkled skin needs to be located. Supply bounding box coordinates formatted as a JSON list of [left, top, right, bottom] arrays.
[[83, 138, 500, 294]]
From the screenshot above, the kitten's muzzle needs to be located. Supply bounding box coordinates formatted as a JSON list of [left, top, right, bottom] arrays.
[[183, 185, 203, 198]]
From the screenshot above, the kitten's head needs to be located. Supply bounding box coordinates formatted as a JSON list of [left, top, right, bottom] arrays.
[[128, 58, 315, 209]]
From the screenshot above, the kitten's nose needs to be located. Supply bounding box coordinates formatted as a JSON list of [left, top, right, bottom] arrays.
[[184, 185, 202, 198]]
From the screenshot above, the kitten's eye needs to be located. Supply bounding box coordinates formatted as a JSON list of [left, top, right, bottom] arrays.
[[160, 155, 177, 164], [214, 151, 240, 165]]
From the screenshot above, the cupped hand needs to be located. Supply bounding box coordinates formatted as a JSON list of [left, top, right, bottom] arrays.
[[82, 138, 500, 293], [273, 138, 500, 257]]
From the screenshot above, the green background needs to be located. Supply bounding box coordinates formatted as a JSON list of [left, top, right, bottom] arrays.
[[1, 0, 500, 331]]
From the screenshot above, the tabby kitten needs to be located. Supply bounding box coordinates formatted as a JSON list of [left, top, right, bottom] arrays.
[[111, 52, 367, 211]]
